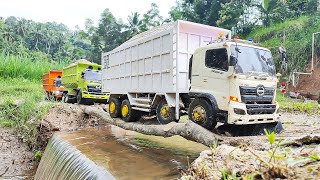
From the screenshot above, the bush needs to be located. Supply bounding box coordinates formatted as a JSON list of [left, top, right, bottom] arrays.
[[0, 52, 67, 80], [0, 78, 53, 148]]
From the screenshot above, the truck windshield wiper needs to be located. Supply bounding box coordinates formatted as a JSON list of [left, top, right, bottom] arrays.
[[245, 71, 269, 78]]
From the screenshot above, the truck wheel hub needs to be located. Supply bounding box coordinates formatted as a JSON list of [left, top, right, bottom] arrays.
[[160, 105, 170, 119], [192, 106, 206, 123], [110, 102, 116, 113], [122, 105, 129, 117]]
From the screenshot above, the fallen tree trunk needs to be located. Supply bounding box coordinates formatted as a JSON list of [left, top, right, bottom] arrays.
[[83, 106, 221, 147], [280, 135, 320, 147]]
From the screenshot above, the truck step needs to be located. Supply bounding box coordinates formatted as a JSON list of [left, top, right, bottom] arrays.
[[132, 107, 151, 112], [132, 98, 152, 103], [131, 103, 151, 108]]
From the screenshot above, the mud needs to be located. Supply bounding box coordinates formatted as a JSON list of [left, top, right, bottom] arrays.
[[0, 103, 107, 179], [185, 111, 320, 179], [36, 103, 106, 149], [0, 128, 36, 179]]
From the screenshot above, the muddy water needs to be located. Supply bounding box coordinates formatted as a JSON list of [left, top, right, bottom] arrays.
[[36, 125, 207, 180]]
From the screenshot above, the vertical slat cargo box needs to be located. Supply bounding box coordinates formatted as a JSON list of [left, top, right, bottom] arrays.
[[102, 20, 231, 94], [42, 70, 62, 93]]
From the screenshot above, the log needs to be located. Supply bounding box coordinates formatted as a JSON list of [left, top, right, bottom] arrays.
[[83, 106, 221, 147], [280, 135, 320, 147]]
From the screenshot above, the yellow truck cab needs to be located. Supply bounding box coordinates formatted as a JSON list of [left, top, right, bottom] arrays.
[[62, 59, 108, 104]]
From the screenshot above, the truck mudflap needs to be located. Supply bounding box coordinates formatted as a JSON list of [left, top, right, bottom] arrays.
[[227, 101, 280, 125], [82, 91, 109, 100]]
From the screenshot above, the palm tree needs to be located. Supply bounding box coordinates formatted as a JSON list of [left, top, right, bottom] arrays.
[[30, 24, 45, 50], [16, 18, 29, 38], [127, 12, 143, 36], [255, 0, 283, 27]]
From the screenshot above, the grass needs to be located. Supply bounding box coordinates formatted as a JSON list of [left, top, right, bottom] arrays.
[[0, 77, 53, 149], [0, 52, 67, 80], [248, 15, 320, 74], [276, 91, 320, 114]]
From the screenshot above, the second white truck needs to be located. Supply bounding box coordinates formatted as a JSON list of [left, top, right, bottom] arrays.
[[101, 20, 280, 130]]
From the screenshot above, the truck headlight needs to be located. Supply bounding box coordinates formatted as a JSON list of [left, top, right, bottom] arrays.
[[55, 91, 61, 94], [234, 108, 246, 115]]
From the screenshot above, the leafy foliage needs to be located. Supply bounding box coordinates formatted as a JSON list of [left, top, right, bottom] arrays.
[[0, 78, 53, 149], [0, 52, 67, 80], [0, 3, 164, 64], [249, 15, 320, 75]]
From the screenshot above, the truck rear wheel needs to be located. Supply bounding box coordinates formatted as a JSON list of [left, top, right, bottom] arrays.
[[109, 98, 121, 118], [121, 99, 141, 122], [188, 98, 217, 129], [156, 99, 176, 124]]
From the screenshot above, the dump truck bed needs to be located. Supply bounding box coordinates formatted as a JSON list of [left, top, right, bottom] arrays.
[[62, 59, 102, 89], [42, 70, 62, 92], [101, 20, 231, 94]]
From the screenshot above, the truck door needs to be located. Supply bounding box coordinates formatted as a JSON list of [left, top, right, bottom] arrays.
[[201, 48, 230, 111]]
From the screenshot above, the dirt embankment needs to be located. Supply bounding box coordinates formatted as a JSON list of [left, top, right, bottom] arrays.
[[291, 60, 320, 100], [36, 103, 107, 149], [184, 112, 320, 179], [0, 103, 107, 179]]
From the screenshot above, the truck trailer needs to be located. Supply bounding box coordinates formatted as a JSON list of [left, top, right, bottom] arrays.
[[62, 59, 108, 104], [101, 20, 280, 129], [42, 70, 65, 100]]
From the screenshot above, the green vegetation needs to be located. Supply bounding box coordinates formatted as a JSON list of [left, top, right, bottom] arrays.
[[276, 91, 320, 114], [0, 53, 67, 80], [0, 3, 164, 63], [249, 15, 320, 74], [0, 78, 53, 148]]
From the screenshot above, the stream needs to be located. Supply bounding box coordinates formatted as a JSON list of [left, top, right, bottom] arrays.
[[34, 125, 207, 179]]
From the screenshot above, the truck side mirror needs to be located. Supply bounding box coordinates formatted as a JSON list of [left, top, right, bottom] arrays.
[[230, 55, 238, 66]]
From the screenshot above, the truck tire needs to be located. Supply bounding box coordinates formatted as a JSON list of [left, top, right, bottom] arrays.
[[156, 99, 176, 124], [109, 98, 121, 118], [62, 93, 67, 103], [121, 99, 141, 122], [188, 98, 217, 129], [77, 90, 85, 104]]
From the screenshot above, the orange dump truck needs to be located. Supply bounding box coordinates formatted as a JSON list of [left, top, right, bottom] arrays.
[[42, 70, 65, 100]]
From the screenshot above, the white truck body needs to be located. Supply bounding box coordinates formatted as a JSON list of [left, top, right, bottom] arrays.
[[102, 20, 279, 127], [102, 20, 231, 94]]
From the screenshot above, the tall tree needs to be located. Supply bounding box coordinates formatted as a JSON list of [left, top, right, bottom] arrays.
[[140, 3, 163, 31], [169, 0, 230, 26], [127, 12, 143, 36]]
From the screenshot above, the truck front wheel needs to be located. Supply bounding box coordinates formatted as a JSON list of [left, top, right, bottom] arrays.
[[156, 99, 176, 124], [109, 98, 121, 118], [188, 98, 217, 129], [77, 90, 85, 104]]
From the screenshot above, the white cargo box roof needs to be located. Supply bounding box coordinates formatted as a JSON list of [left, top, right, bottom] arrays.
[[102, 20, 231, 94]]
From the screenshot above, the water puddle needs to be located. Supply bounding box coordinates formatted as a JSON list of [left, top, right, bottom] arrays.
[[55, 125, 207, 179]]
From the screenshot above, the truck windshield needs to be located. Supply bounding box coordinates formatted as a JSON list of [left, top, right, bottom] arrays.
[[54, 79, 62, 87], [84, 70, 102, 82], [231, 45, 276, 77]]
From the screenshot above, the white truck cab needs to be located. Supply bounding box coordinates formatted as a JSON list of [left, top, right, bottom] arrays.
[[102, 20, 279, 130], [189, 41, 279, 128]]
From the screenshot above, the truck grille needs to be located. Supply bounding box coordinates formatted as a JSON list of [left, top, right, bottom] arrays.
[[87, 85, 102, 93], [246, 104, 276, 115], [240, 86, 275, 104], [240, 86, 276, 115]]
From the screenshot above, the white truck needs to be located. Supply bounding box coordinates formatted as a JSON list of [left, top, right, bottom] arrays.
[[101, 20, 280, 129]]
